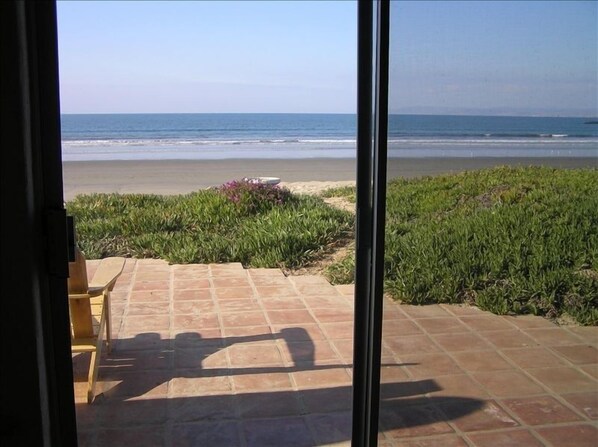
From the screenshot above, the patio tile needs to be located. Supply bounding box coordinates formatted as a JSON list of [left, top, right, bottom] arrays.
[[552, 344, 598, 365], [401, 353, 463, 378], [96, 426, 165, 447], [228, 344, 284, 367], [301, 385, 352, 413], [236, 391, 303, 418], [415, 317, 471, 334], [172, 288, 212, 301], [135, 271, 171, 281], [174, 347, 228, 369], [331, 339, 354, 362], [279, 339, 341, 365], [472, 371, 545, 397], [311, 307, 354, 323], [242, 417, 315, 447], [440, 304, 484, 316], [99, 398, 169, 427], [173, 330, 223, 348], [502, 395, 582, 425], [501, 347, 568, 369], [291, 366, 351, 389], [98, 371, 170, 399], [212, 277, 251, 288], [479, 330, 539, 349], [384, 334, 440, 356], [249, 276, 291, 286], [217, 299, 262, 313], [466, 429, 544, 446], [123, 315, 170, 332], [566, 326, 598, 344], [383, 308, 410, 321], [388, 435, 468, 447], [450, 351, 513, 372], [75, 262, 598, 446], [580, 364, 598, 379], [270, 324, 327, 341], [524, 327, 584, 346], [382, 319, 424, 336], [501, 314, 557, 329], [102, 349, 173, 372], [221, 311, 268, 328], [223, 325, 273, 339], [303, 295, 351, 308], [209, 262, 245, 273], [430, 332, 492, 353], [172, 421, 242, 447], [293, 283, 340, 296], [173, 313, 219, 331], [247, 268, 285, 277], [168, 395, 237, 422], [115, 332, 170, 351], [307, 411, 352, 445], [440, 399, 519, 432], [260, 297, 307, 310], [320, 322, 354, 340], [76, 430, 96, 447], [289, 275, 331, 285], [334, 284, 355, 295], [379, 404, 454, 439], [170, 375, 232, 396], [527, 367, 597, 393], [214, 287, 254, 300], [173, 263, 209, 272], [535, 424, 598, 447], [173, 279, 211, 289], [459, 316, 514, 332], [379, 363, 411, 384], [173, 300, 216, 315], [266, 309, 315, 325], [400, 304, 450, 319], [562, 392, 598, 419], [429, 374, 490, 399], [133, 280, 170, 291], [127, 302, 170, 316], [232, 372, 293, 391], [254, 285, 298, 297]]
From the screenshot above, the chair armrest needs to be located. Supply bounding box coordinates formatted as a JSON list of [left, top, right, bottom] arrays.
[[68, 293, 92, 300], [88, 257, 125, 290]]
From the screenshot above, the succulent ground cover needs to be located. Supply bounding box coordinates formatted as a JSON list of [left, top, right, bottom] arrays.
[[67, 182, 352, 269], [323, 166, 598, 325]]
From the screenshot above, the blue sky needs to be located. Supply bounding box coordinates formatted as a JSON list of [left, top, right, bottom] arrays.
[[57, 1, 597, 116]]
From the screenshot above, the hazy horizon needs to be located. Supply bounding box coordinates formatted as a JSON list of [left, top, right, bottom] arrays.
[[57, 1, 597, 117]]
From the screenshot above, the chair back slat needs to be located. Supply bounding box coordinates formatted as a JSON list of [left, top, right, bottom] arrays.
[[68, 247, 94, 338]]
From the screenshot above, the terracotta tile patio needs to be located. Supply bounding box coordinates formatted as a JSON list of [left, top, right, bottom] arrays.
[[74, 259, 598, 446]]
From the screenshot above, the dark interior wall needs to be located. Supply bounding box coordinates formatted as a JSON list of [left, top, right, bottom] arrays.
[[1, 1, 77, 445]]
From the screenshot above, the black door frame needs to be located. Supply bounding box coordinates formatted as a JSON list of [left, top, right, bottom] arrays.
[[352, 1, 390, 446], [1, 1, 390, 445], [1, 1, 77, 445]]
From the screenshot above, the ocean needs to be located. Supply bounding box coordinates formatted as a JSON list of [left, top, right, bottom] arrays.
[[61, 113, 598, 161]]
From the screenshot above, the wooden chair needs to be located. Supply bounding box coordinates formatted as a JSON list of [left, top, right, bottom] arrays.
[[68, 247, 125, 403]]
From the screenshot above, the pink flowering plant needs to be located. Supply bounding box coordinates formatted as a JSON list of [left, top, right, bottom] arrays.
[[217, 180, 293, 214]]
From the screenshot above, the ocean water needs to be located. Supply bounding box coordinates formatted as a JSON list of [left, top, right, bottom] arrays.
[[61, 113, 598, 161]]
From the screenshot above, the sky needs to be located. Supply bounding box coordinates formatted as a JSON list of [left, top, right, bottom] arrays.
[[57, 1, 597, 116]]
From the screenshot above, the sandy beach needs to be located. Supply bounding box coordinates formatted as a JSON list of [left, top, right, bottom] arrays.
[[62, 157, 596, 200]]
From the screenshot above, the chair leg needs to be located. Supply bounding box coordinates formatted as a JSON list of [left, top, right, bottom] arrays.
[[105, 291, 112, 353], [87, 297, 107, 404]]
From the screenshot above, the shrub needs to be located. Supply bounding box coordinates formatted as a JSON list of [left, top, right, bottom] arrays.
[[217, 180, 293, 214]]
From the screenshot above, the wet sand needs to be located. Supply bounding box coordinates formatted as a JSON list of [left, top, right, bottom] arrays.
[[62, 157, 596, 200]]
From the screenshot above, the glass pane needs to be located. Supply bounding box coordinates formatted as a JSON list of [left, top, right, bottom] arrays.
[[379, 1, 597, 444]]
